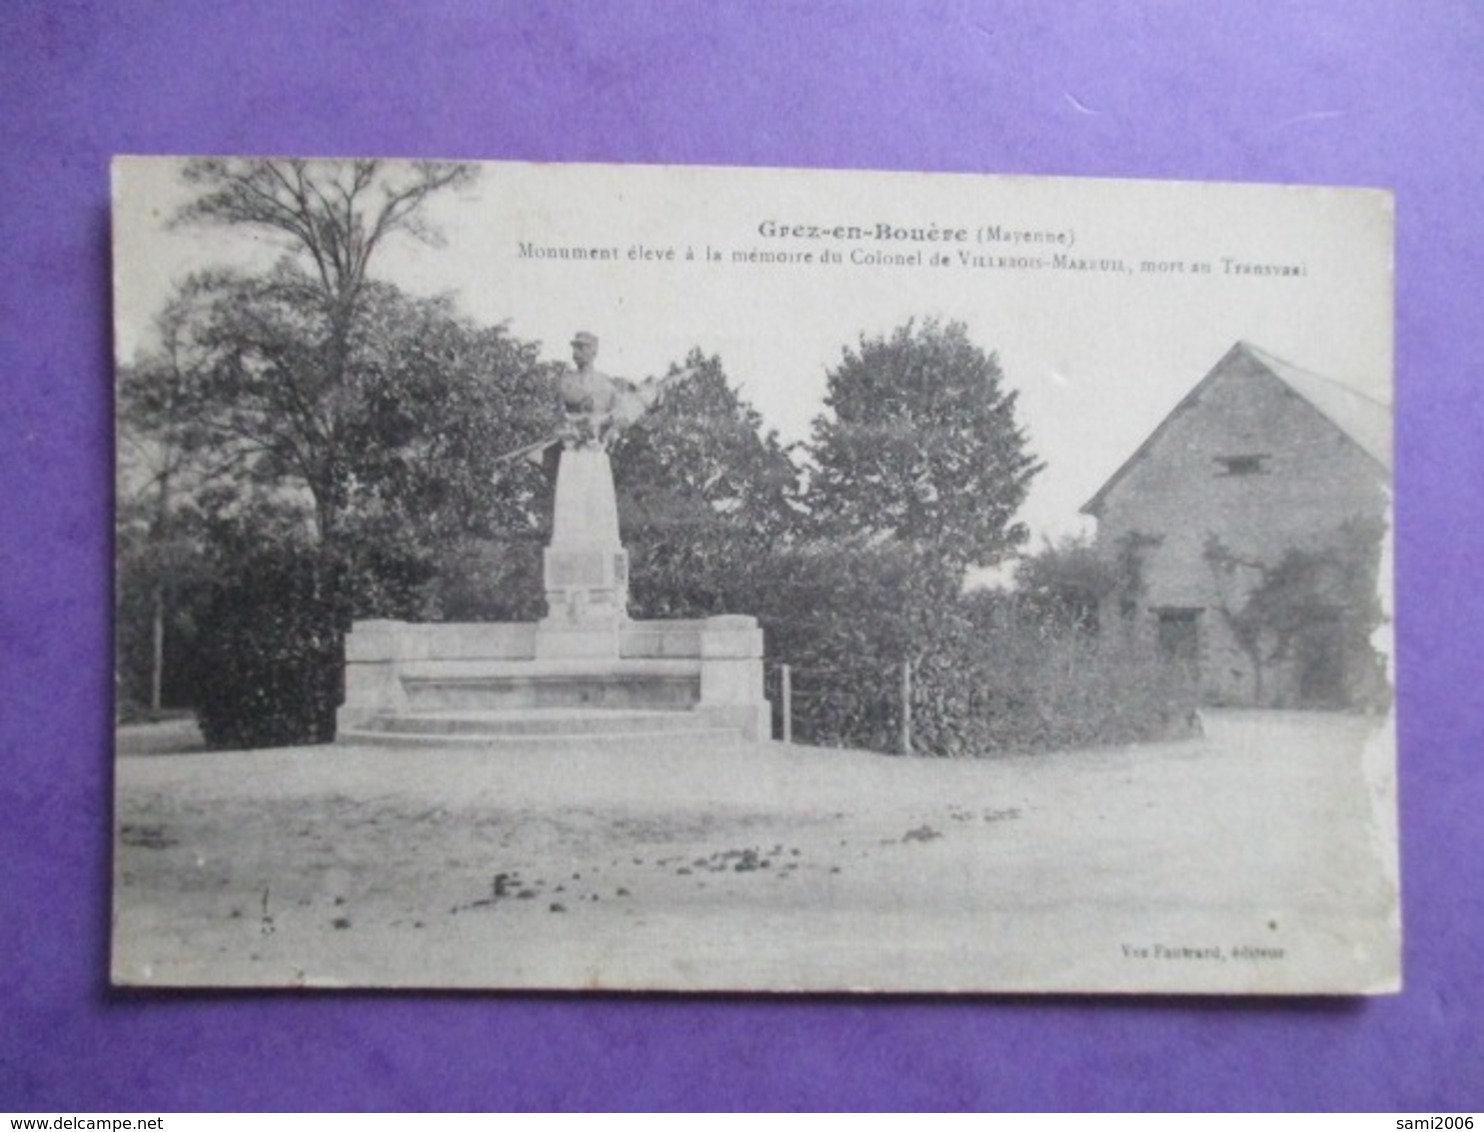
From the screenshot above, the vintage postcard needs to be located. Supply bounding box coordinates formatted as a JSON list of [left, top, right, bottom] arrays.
[[112, 157, 1397, 993]]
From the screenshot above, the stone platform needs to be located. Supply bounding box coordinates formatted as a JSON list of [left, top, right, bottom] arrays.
[[337, 615, 771, 746]]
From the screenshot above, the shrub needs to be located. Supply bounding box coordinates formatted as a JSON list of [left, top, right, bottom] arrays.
[[911, 595, 1199, 756], [738, 542, 1198, 757], [193, 540, 342, 750], [731, 541, 946, 752]]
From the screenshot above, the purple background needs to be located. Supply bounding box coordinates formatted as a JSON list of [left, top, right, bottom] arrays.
[[3, 0, 1481, 1112]]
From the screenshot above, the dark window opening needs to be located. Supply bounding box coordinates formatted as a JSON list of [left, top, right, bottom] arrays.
[[1215, 454, 1269, 476]]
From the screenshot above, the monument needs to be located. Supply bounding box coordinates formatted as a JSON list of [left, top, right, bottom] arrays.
[[536, 331, 681, 659], [337, 333, 772, 747]]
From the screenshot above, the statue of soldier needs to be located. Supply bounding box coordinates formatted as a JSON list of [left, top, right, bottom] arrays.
[[556, 331, 695, 449], [495, 332, 698, 469]]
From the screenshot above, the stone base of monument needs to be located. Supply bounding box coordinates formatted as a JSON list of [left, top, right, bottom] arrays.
[[336, 615, 772, 748], [338, 447, 771, 750]]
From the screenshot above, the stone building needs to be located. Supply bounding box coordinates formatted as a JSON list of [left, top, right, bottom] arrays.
[[1080, 342, 1392, 709]]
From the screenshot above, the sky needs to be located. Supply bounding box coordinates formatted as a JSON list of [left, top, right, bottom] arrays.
[[113, 157, 1394, 549]]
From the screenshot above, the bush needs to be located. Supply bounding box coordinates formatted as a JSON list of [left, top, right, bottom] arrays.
[[733, 542, 1197, 757], [193, 540, 342, 750], [911, 595, 1199, 756], [729, 541, 940, 752]]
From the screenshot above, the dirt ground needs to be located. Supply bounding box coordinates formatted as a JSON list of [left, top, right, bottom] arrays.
[[111, 710, 1399, 994]]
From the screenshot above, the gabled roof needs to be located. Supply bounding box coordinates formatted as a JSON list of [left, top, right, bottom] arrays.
[[1080, 341, 1392, 518]]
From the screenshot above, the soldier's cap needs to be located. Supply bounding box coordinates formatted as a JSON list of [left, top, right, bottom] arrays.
[[571, 331, 598, 347]]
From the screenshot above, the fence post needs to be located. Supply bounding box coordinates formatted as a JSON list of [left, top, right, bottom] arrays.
[[781, 663, 793, 745], [899, 660, 913, 755]]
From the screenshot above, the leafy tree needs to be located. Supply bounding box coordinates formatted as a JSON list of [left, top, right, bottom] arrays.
[[175, 158, 475, 366], [312, 285, 559, 614], [770, 319, 1042, 751], [116, 300, 251, 716], [806, 319, 1043, 573], [122, 274, 558, 603], [118, 281, 560, 745], [735, 537, 1196, 757], [135, 157, 553, 573], [161, 158, 481, 551], [115, 158, 565, 744], [609, 349, 801, 617], [114, 498, 206, 717]]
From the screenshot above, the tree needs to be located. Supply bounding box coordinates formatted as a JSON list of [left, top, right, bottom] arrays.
[[1014, 535, 1124, 631], [116, 159, 565, 744], [738, 538, 960, 752], [609, 349, 802, 617], [759, 320, 1042, 751], [306, 285, 558, 600], [175, 158, 475, 353], [119, 279, 559, 745], [805, 319, 1042, 574], [116, 299, 245, 716], [142, 158, 556, 579], [122, 273, 558, 593], [165, 158, 480, 550]]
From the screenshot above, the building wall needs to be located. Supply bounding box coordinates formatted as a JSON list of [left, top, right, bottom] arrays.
[[1092, 353, 1389, 707]]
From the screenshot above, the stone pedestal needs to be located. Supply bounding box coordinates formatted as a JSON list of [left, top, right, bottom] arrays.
[[537, 446, 628, 659], [696, 614, 772, 740]]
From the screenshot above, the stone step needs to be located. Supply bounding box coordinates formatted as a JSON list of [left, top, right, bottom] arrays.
[[338, 717, 746, 754], [362, 708, 717, 737]]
